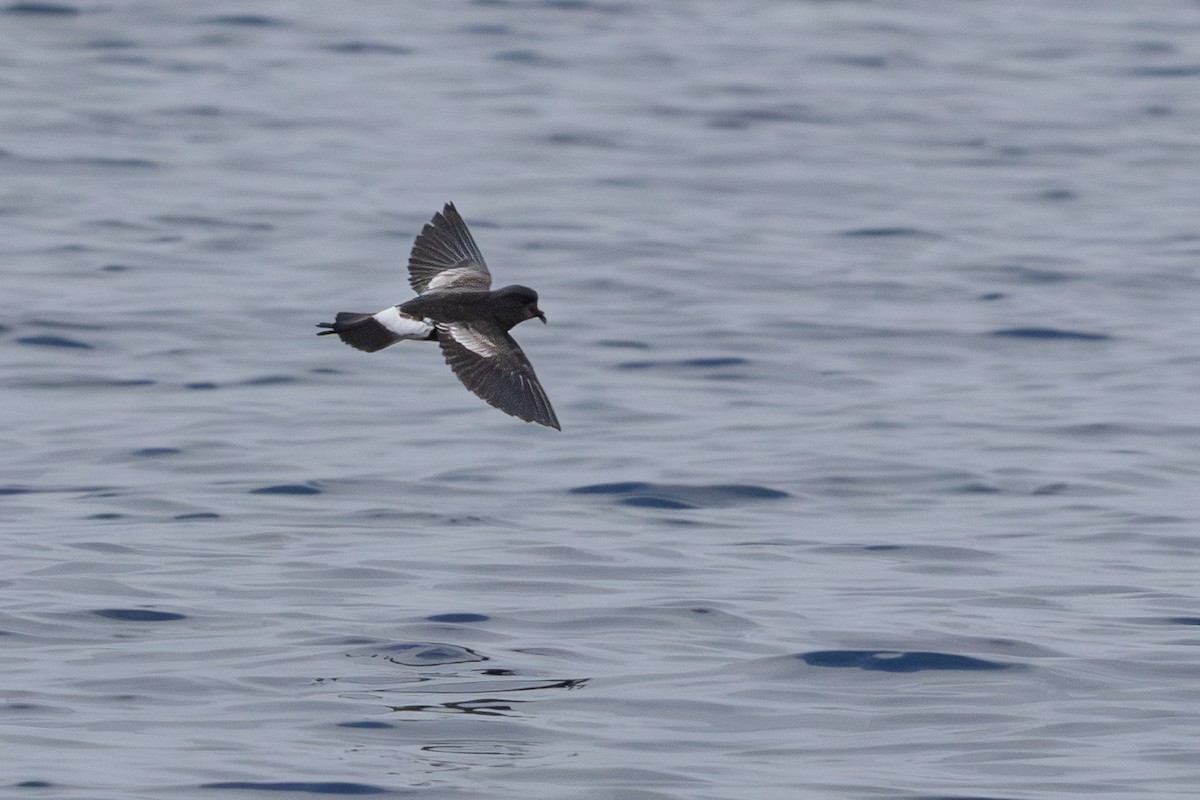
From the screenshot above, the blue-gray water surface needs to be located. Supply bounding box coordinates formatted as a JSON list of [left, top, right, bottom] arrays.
[[4, 2, 1200, 798]]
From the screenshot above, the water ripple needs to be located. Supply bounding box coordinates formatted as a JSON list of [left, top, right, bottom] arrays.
[[15, 334, 93, 349], [91, 609, 187, 622], [570, 481, 789, 509], [347, 642, 487, 667], [3, 2, 80, 16], [796, 650, 1018, 673], [249, 484, 322, 495], [988, 327, 1111, 341], [200, 782, 390, 795]]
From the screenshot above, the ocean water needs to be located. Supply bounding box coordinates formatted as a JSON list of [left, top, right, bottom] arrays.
[[4, 1, 1200, 798]]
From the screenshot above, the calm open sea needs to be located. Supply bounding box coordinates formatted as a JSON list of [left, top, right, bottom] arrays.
[[4, 1, 1200, 798]]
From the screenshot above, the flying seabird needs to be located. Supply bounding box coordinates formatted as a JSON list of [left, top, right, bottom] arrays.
[[317, 203, 560, 430]]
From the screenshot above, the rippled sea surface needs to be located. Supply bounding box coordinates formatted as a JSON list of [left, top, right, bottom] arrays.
[[5, 2, 1200, 798]]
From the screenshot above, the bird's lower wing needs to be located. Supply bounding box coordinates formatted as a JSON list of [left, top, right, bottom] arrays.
[[437, 322, 560, 430]]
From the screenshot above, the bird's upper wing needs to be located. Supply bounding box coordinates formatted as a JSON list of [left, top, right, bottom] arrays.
[[436, 321, 560, 430], [408, 203, 492, 294]]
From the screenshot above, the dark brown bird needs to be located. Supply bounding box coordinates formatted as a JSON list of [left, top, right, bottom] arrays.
[[317, 203, 559, 430]]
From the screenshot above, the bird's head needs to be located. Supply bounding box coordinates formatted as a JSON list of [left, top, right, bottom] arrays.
[[497, 285, 547, 328]]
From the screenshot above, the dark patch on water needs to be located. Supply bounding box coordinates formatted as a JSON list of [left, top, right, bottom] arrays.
[[250, 483, 321, 495], [541, 0, 623, 10], [1053, 422, 1128, 438], [622, 495, 697, 509], [349, 642, 487, 666], [546, 131, 620, 149], [67, 377, 155, 388], [574, 482, 665, 494], [201, 782, 389, 795], [133, 447, 181, 457], [4, 2, 80, 15], [86, 513, 124, 520], [989, 327, 1110, 341], [15, 780, 55, 788], [86, 38, 137, 50], [16, 334, 93, 349], [71, 541, 134, 554], [67, 156, 158, 170], [954, 482, 1002, 494], [707, 104, 815, 130], [839, 544, 997, 565], [240, 375, 297, 386], [1167, 617, 1200, 626], [797, 650, 1015, 672], [326, 41, 412, 56], [839, 227, 938, 239], [597, 339, 651, 349], [617, 356, 750, 370], [1132, 40, 1174, 55], [175, 512, 220, 521], [337, 720, 395, 729], [1035, 187, 1077, 202], [493, 49, 554, 65], [830, 54, 889, 69], [1, 484, 110, 495], [92, 608, 186, 622], [185, 382, 219, 390], [462, 22, 512, 36], [570, 481, 789, 509], [427, 613, 490, 623], [158, 106, 222, 118], [981, 264, 1079, 284], [1129, 65, 1200, 78], [201, 14, 285, 28]]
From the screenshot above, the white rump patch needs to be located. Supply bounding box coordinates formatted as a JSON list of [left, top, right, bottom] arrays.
[[425, 267, 478, 291], [373, 307, 434, 339], [445, 323, 497, 358]]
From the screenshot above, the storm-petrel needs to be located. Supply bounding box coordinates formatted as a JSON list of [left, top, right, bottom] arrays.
[[317, 203, 560, 430]]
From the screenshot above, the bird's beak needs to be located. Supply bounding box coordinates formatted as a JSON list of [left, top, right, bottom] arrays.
[[536, 310, 547, 323]]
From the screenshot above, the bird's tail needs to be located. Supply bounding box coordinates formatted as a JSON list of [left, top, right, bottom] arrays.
[[316, 312, 398, 353], [316, 311, 436, 353]]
